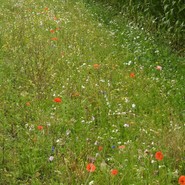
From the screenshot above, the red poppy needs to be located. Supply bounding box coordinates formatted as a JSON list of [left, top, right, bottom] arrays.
[[44, 7, 49, 11], [51, 37, 58, 41], [98, 146, 103, 151], [130, 73, 135, 78], [156, 65, 162, 70], [111, 169, 118, 175], [86, 163, 96, 172], [118, 145, 125, 149], [37, 125, 43, 130], [179, 176, 185, 185], [155, 151, 164, 161], [50, 29, 55, 33], [53, 97, 62, 103], [26, 102, 30, 106], [93, 64, 100, 69]]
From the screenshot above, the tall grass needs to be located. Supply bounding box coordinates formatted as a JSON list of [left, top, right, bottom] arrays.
[[87, 0, 185, 54], [0, 0, 184, 184]]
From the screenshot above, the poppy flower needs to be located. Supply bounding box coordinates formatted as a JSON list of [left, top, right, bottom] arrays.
[[37, 125, 43, 130], [51, 37, 58, 41], [98, 146, 103, 151], [118, 145, 125, 149], [111, 169, 118, 175], [86, 163, 96, 172], [130, 73, 135, 78], [26, 102, 30, 106], [44, 7, 49, 11], [155, 151, 164, 161], [53, 97, 62, 103], [179, 176, 185, 185], [156, 65, 162, 70], [93, 64, 100, 69], [50, 29, 55, 33]]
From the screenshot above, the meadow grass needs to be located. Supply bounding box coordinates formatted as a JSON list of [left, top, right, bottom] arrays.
[[0, 0, 184, 184]]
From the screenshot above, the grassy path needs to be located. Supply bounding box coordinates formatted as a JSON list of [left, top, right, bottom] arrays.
[[0, 0, 184, 184]]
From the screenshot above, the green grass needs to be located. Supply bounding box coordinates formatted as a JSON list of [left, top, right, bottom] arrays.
[[0, 0, 184, 184], [86, 0, 185, 54]]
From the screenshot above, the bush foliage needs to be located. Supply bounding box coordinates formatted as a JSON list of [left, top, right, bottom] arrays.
[[89, 0, 185, 52]]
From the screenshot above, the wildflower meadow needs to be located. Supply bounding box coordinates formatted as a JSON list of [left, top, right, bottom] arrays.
[[0, 0, 184, 184]]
